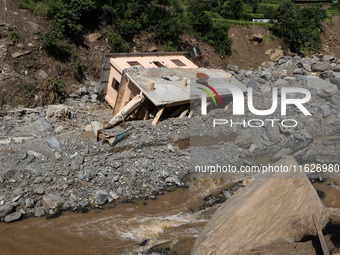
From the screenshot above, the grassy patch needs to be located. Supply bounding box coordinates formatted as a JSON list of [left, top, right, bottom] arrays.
[[326, 9, 340, 16], [263, 34, 275, 41], [213, 18, 273, 28], [17, 0, 62, 17], [7, 27, 21, 44], [39, 77, 67, 105], [246, 13, 265, 19], [260, 0, 282, 4]]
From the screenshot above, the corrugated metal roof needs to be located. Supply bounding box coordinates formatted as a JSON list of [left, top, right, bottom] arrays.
[[124, 67, 248, 106]]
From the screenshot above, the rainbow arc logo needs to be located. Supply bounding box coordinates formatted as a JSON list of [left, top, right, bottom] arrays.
[[196, 72, 222, 107]]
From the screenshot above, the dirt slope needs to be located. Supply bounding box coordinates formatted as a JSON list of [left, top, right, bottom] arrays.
[[1, 0, 340, 109], [0, 0, 109, 107], [321, 16, 340, 58]]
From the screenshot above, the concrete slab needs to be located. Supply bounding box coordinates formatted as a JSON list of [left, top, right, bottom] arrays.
[[124, 68, 247, 106]]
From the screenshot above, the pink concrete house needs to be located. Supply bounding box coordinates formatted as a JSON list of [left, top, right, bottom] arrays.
[[100, 52, 197, 114]]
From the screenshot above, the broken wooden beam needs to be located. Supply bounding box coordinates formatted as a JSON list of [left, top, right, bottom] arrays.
[[107, 94, 145, 128], [152, 108, 164, 125], [312, 215, 329, 255], [97, 128, 132, 146], [179, 109, 189, 118]]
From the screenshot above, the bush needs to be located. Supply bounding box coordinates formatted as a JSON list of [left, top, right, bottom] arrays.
[[17, 0, 63, 18], [23, 0, 237, 61], [38, 29, 72, 59], [262, 5, 278, 19], [221, 0, 245, 20], [164, 41, 178, 52], [329, 1, 340, 11], [107, 33, 130, 53], [39, 77, 67, 105], [8, 27, 21, 44], [69, 52, 85, 82], [207, 23, 233, 56]]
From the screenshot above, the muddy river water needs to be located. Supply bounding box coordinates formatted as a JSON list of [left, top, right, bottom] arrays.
[[0, 179, 236, 255], [0, 178, 339, 255]]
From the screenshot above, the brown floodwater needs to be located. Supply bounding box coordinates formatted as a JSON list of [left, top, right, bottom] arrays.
[[314, 179, 340, 223], [0, 179, 236, 255], [1, 178, 339, 255]]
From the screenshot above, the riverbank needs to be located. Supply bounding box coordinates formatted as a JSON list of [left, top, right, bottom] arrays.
[[0, 53, 340, 224]]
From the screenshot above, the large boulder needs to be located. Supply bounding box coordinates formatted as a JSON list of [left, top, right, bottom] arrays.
[[192, 157, 329, 255], [311, 62, 330, 72], [306, 76, 338, 96], [43, 193, 64, 209], [322, 55, 335, 62], [88, 32, 102, 42], [91, 121, 103, 135], [46, 104, 69, 120], [13, 117, 52, 137], [334, 64, 340, 72], [270, 49, 284, 62], [0, 204, 14, 218], [4, 212, 22, 223], [227, 64, 239, 74], [249, 34, 263, 44]]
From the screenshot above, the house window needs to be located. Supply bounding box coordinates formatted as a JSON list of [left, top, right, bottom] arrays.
[[171, 59, 186, 66], [127, 61, 142, 67], [111, 79, 120, 91], [152, 61, 164, 68]]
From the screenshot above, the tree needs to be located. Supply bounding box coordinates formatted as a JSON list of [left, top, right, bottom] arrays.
[[274, 0, 326, 52], [221, 0, 244, 20]]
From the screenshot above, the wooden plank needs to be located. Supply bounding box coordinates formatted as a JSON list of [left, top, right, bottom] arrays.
[[143, 109, 149, 120], [312, 215, 329, 255], [152, 108, 164, 125], [179, 109, 189, 118], [106, 94, 144, 128], [188, 110, 194, 118], [166, 101, 190, 107], [224, 101, 232, 110], [113, 75, 129, 114], [118, 80, 133, 112], [116, 94, 141, 117]]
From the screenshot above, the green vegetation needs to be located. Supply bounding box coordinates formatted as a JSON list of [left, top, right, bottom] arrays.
[[8, 27, 21, 44], [273, 1, 326, 52], [263, 34, 276, 41], [17, 0, 337, 61], [219, 18, 274, 28], [39, 77, 67, 105], [17, 0, 63, 17], [0, 82, 40, 107], [107, 33, 130, 53], [330, 1, 340, 11]]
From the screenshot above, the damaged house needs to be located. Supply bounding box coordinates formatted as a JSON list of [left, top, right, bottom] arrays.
[[99, 52, 247, 126]]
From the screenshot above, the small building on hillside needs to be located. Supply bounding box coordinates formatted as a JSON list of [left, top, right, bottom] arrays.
[[99, 52, 247, 124], [100, 52, 197, 113]]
